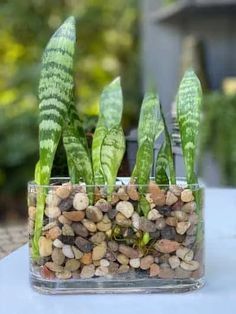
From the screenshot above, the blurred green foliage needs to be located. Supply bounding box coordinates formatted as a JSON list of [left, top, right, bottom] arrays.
[[0, 0, 141, 217], [200, 93, 236, 186]]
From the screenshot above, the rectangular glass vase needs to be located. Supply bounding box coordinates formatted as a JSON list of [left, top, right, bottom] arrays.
[[28, 177, 205, 294]]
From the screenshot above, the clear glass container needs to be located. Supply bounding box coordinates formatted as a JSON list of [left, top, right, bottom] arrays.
[[28, 177, 204, 294]]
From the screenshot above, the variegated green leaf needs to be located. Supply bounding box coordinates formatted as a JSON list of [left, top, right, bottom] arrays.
[[38, 16, 76, 185], [101, 125, 125, 193], [138, 195, 150, 218], [177, 69, 202, 184], [155, 142, 169, 185], [100, 77, 123, 130], [138, 92, 163, 147], [92, 117, 107, 185]]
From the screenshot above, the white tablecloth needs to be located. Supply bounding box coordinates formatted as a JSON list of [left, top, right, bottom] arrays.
[[0, 188, 236, 314]]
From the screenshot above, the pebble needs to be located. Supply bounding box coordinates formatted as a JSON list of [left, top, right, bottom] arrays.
[[108, 262, 119, 274], [147, 209, 162, 221], [182, 201, 196, 213], [159, 254, 171, 264], [181, 189, 194, 202], [117, 187, 129, 201], [172, 211, 188, 222], [56, 183, 72, 199], [82, 219, 97, 233], [131, 212, 140, 229], [40, 265, 55, 280], [186, 224, 197, 236], [129, 258, 140, 268], [140, 255, 154, 270], [51, 248, 65, 265], [58, 214, 72, 225], [42, 221, 57, 231], [97, 215, 112, 231], [176, 247, 194, 262], [46, 192, 61, 207], [95, 266, 109, 277], [168, 255, 180, 269], [55, 270, 72, 280], [105, 250, 117, 262], [73, 193, 89, 211], [154, 239, 180, 253], [65, 259, 80, 272], [60, 235, 75, 245], [149, 230, 161, 240], [117, 254, 129, 265], [161, 226, 177, 240], [158, 206, 172, 217], [171, 200, 184, 211], [95, 199, 111, 212], [107, 207, 117, 220], [159, 268, 175, 279], [58, 198, 73, 211], [110, 192, 119, 205], [45, 262, 64, 273], [118, 265, 130, 274], [155, 218, 166, 230], [118, 244, 139, 259], [100, 259, 110, 267], [166, 191, 178, 206], [139, 217, 156, 232], [86, 206, 103, 223], [75, 236, 93, 253], [39, 236, 52, 257], [127, 183, 139, 201], [176, 221, 191, 235], [72, 246, 84, 259], [62, 244, 74, 258], [148, 181, 163, 204], [108, 241, 119, 252], [116, 201, 134, 219], [92, 242, 107, 261], [62, 224, 74, 236], [175, 267, 192, 279], [53, 238, 63, 248], [90, 232, 106, 244], [46, 226, 62, 240], [149, 263, 160, 277], [169, 185, 182, 196], [80, 265, 95, 278], [45, 206, 61, 219], [71, 222, 89, 237], [180, 260, 200, 271], [63, 211, 85, 222], [28, 206, 36, 220], [80, 253, 92, 265], [115, 212, 132, 227], [189, 213, 198, 225], [183, 235, 196, 247], [165, 217, 178, 227], [145, 193, 154, 204]]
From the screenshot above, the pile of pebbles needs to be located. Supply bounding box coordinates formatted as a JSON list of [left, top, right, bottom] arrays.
[[28, 181, 204, 281]]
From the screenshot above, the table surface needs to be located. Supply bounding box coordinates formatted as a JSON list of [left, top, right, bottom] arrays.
[[0, 188, 236, 314]]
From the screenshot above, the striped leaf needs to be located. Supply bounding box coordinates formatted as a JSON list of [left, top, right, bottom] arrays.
[[38, 16, 76, 185], [155, 143, 169, 185], [177, 69, 202, 184], [101, 125, 125, 194], [100, 77, 123, 130], [32, 17, 76, 260]]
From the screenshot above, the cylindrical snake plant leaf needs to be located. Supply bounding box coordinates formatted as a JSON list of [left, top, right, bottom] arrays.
[[155, 142, 169, 185], [32, 17, 76, 260], [101, 125, 125, 195], [176, 69, 202, 184]]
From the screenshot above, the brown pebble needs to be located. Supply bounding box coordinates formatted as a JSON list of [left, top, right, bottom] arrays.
[[97, 215, 112, 231], [140, 255, 154, 270], [181, 189, 194, 202], [117, 254, 129, 265], [166, 191, 178, 206], [51, 248, 65, 265], [119, 244, 139, 259], [86, 206, 103, 223], [127, 183, 139, 201], [154, 239, 180, 253], [46, 226, 62, 240], [56, 183, 72, 199], [65, 259, 80, 272], [63, 211, 85, 222], [80, 252, 92, 265], [40, 265, 55, 280], [159, 268, 175, 279], [149, 263, 160, 277], [118, 265, 130, 274], [80, 265, 95, 278], [117, 187, 129, 201]]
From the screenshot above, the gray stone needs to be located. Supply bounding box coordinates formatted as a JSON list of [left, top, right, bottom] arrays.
[[139, 217, 156, 232], [71, 222, 89, 237], [75, 236, 93, 253]]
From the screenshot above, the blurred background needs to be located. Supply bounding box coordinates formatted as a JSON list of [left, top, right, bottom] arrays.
[[0, 0, 236, 250]]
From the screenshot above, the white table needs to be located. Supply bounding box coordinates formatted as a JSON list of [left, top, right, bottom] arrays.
[[0, 188, 236, 314]]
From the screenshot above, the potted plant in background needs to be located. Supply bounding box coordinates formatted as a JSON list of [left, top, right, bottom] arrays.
[[28, 16, 204, 294]]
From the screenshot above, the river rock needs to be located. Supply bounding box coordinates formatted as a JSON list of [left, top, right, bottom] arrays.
[[117, 254, 129, 265], [82, 219, 97, 233], [161, 226, 177, 240], [58, 214, 72, 225], [63, 211, 85, 222], [51, 248, 65, 265], [166, 191, 178, 206], [62, 244, 74, 258], [132, 212, 140, 229], [119, 244, 139, 259], [58, 198, 73, 211], [73, 193, 89, 211], [115, 212, 132, 227], [53, 238, 63, 248], [168, 255, 180, 269], [80, 265, 95, 278], [71, 222, 89, 237], [118, 265, 130, 274], [127, 183, 139, 201], [181, 189, 194, 202], [97, 215, 112, 231], [116, 201, 134, 219], [155, 218, 166, 230], [108, 241, 119, 252], [86, 206, 103, 222], [62, 224, 74, 236], [39, 236, 52, 257], [60, 235, 75, 245], [180, 260, 200, 271], [95, 266, 109, 277], [166, 217, 178, 227], [95, 199, 111, 212], [139, 217, 156, 232], [182, 235, 196, 247], [46, 191, 61, 207], [149, 263, 160, 277], [147, 208, 162, 221], [182, 201, 196, 213], [158, 206, 172, 217], [117, 187, 129, 201], [129, 258, 140, 268], [80, 252, 92, 265], [110, 192, 119, 205], [45, 261, 63, 273], [72, 246, 84, 259], [154, 239, 180, 253], [92, 242, 107, 261], [56, 183, 72, 199], [100, 259, 110, 267], [45, 206, 61, 219], [169, 185, 182, 196], [176, 247, 194, 262], [65, 259, 80, 272], [46, 226, 62, 240], [75, 236, 93, 253], [56, 270, 72, 279], [176, 221, 191, 235], [159, 268, 175, 279], [140, 255, 154, 270], [40, 265, 55, 280]]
